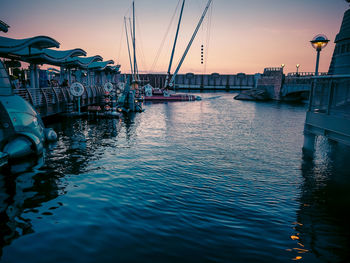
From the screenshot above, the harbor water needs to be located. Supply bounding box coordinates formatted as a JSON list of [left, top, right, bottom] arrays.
[[1, 92, 350, 262]]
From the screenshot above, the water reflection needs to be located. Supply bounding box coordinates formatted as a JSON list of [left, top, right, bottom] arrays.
[[294, 138, 350, 262], [0, 166, 63, 258], [45, 117, 123, 174], [0, 115, 137, 259]]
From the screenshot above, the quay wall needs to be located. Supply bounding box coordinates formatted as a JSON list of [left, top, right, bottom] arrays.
[[134, 73, 256, 90]]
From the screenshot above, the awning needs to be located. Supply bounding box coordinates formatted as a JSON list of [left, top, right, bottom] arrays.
[[64, 55, 104, 68], [0, 35, 60, 54], [12, 47, 86, 65], [88, 60, 114, 71], [0, 20, 10, 33]]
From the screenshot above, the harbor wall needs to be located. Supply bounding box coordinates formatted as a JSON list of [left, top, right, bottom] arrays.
[[134, 73, 256, 90]]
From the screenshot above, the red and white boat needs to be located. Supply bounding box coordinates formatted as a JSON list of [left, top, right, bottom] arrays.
[[142, 85, 199, 102], [139, 0, 211, 103]]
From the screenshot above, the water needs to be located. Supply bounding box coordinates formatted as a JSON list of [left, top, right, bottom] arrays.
[[1, 92, 350, 262]]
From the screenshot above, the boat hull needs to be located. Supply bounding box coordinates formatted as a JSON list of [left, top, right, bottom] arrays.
[[145, 94, 197, 102]]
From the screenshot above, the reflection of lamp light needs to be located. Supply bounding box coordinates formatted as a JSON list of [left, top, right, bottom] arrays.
[[296, 64, 300, 75], [311, 34, 329, 76]]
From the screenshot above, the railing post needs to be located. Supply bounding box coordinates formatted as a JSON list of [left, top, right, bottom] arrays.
[[326, 80, 334, 115], [24, 87, 34, 105], [60, 86, 67, 102], [40, 87, 48, 116], [308, 79, 315, 112], [51, 86, 59, 113]]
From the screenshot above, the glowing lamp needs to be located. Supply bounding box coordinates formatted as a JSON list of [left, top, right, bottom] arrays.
[[310, 34, 329, 51], [310, 34, 329, 76]]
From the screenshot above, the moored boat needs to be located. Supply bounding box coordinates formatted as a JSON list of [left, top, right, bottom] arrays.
[[141, 0, 212, 102], [142, 85, 199, 101]]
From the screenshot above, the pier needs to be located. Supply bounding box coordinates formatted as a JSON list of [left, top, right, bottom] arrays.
[[13, 85, 104, 118]]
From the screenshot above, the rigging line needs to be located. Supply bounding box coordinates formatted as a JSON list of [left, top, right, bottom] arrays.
[[135, 15, 148, 73], [117, 19, 125, 64], [204, 3, 213, 74], [132, 1, 137, 82], [128, 17, 136, 77], [149, 0, 182, 73], [124, 17, 134, 74], [170, 0, 213, 86], [164, 0, 185, 88]]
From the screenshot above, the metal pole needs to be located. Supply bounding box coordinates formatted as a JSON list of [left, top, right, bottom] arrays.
[[165, 0, 185, 88], [169, 0, 212, 87], [133, 1, 136, 83], [125, 17, 134, 75], [315, 49, 321, 76]]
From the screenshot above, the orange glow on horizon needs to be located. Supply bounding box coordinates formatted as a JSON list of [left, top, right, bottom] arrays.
[[1, 0, 348, 75]]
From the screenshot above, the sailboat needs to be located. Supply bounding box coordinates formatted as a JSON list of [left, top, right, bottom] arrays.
[[143, 0, 212, 102], [120, 1, 143, 112]]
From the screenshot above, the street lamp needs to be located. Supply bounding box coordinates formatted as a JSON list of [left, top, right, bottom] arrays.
[[281, 64, 285, 72], [311, 34, 329, 76], [296, 64, 300, 75]]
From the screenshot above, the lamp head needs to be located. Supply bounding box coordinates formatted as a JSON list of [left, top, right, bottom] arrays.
[[311, 34, 330, 51]]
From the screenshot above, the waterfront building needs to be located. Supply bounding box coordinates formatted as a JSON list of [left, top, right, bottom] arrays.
[[304, 5, 350, 150]]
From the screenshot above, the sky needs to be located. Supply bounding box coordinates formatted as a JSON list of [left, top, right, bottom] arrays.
[[0, 0, 348, 74]]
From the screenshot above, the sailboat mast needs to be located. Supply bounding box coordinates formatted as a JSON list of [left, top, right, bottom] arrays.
[[124, 17, 134, 75], [164, 0, 185, 88], [169, 0, 212, 87], [132, 1, 137, 83]]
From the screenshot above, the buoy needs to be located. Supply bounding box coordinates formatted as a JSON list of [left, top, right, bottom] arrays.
[[70, 82, 85, 97], [44, 128, 58, 142], [104, 82, 114, 93]]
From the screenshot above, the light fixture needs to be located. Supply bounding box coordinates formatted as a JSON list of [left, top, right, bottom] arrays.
[[311, 34, 329, 76]]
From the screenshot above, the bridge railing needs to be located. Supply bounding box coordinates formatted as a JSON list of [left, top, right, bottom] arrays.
[[309, 76, 350, 119], [287, 72, 327, 77], [13, 85, 104, 117]]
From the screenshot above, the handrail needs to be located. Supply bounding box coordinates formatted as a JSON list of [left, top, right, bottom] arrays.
[[312, 74, 350, 79]]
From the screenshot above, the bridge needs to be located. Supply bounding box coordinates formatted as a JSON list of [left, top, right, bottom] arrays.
[[255, 68, 327, 101]]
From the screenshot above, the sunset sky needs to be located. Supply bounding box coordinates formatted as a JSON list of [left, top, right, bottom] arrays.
[[0, 0, 348, 74]]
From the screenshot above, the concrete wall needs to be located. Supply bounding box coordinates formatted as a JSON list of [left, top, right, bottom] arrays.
[[133, 73, 255, 90]]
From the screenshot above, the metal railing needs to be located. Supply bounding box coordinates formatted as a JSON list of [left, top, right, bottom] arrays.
[[287, 72, 327, 77], [309, 75, 350, 119], [13, 85, 104, 117]]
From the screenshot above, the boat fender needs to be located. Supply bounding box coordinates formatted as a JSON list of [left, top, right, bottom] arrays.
[[44, 128, 58, 142], [2, 133, 43, 160], [17, 132, 44, 155]]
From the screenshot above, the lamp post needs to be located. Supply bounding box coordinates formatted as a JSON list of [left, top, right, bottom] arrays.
[[281, 64, 285, 73], [296, 64, 300, 76], [311, 34, 329, 76]]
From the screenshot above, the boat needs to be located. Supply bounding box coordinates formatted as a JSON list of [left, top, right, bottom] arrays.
[[142, 0, 212, 102], [121, 1, 143, 113], [0, 59, 57, 170], [143, 84, 199, 102]]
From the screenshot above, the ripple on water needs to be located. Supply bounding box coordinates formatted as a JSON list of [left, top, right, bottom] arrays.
[[1, 93, 350, 263]]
